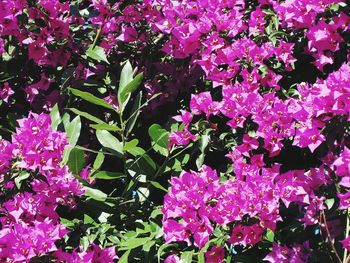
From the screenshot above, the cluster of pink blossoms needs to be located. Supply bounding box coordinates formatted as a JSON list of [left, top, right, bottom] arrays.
[[271, 0, 349, 70], [153, 0, 350, 259], [264, 242, 311, 263], [162, 163, 332, 249], [0, 113, 116, 262], [1, 0, 350, 261], [0, 0, 150, 107]]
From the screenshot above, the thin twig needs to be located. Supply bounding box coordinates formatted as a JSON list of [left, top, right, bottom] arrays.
[[321, 209, 342, 263], [343, 209, 350, 262], [91, 26, 102, 49]]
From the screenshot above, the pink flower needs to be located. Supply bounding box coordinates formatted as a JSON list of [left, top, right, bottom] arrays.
[[0, 38, 4, 55], [332, 147, 350, 177], [341, 236, 350, 251], [0, 82, 14, 103], [227, 224, 248, 246], [104, 92, 119, 111], [293, 128, 325, 153], [190, 92, 220, 118], [338, 191, 350, 210], [89, 244, 118, 262], [55, 245, 117, 263], [264, 242, 310, 263], [168, 130, 196, 148], [165, 254, 183, 263], [117, 26, 138, 42], [163, 219, 191, 246], [173, 110, 193, 128], [227, 224, 264, 247]]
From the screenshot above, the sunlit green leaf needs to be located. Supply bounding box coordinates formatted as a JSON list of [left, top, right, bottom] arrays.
[[86, 45, 109, 64], [67, 147, 85, 175], [96, 130, 123, 156], [50, 104, 61, 131], [69, 88, 114, 110], [70, 108, 105, 124]]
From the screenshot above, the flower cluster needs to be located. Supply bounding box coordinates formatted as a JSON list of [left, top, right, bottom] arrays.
[[0, 113, 115, 262], [264, 242, 311, 263], [1, 0, 350, 262], [155, 0, 350, 258], [55, 244, 118, 263], [162, 166, 279, 248], [0, 0, 151, 108]]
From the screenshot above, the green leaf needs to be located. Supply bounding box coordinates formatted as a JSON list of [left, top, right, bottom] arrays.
[[181, 251, 194, 263], [75, 145, 114, 156], [143, 240, 155, 252], [86, 45, 109, 64], [107, 236, 120, 244], [269, 30, 288, 39], [62, 147, 72, 166], [70, 108, 105, 124], [149, 124, 169, 148], [196, 134, 209, 169], [265, 229, 275, 242], [119, 237, 151, 250], [198, 252, 205, 263], [150, 208, 163, 219], [118, 61, 133, 99], [81, 236, 90, 252], [126, 91, 142, 136], [124, 139, 146, 156], [117, 61, 143, 111], [96, 130, 123, 156], [127, 147, 146, 156], [90, 123, 121, 131], [93, 151, 105, 170], [118, 72, 143, 110], [118, 250, 131, 263], [84, 214, 95, 224], [123, 139, 139, 150], [325, 198, 335, 210], [136, 186, 150, 202], [50, 104, 61, 131], [128, 155, 156, 177], [69, 88, 114, 110], [148, 124, 169, 155], [66, 116, 81, 147], [158, 243, 174, 263], [88, 233, 98, 243], [93, 171, 125, 180], [85, 187, 108, 201], [150, 181, 168, 192], [67, 147, 85, 175], [62, 113, 70, 131], [14, 171, 30, 189], [273, 16, 279, 30]]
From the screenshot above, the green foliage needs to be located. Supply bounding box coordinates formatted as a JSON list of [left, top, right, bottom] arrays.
[[118, 61, 143, 112], [86, 45, 109, 64], [50, 104, 61, 131], [96, 130, 124, 156], [67, 147, 85, 175], [148, 124, 170, 156], [69, 88, 114, 110], [54, 62, 194, 262]]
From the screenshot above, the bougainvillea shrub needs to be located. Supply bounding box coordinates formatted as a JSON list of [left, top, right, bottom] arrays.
[[0, 0, 350, 262]]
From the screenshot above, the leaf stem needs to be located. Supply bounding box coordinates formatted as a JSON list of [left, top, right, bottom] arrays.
[[91, 26, 102, 49], [118, 111, 129, 198]]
